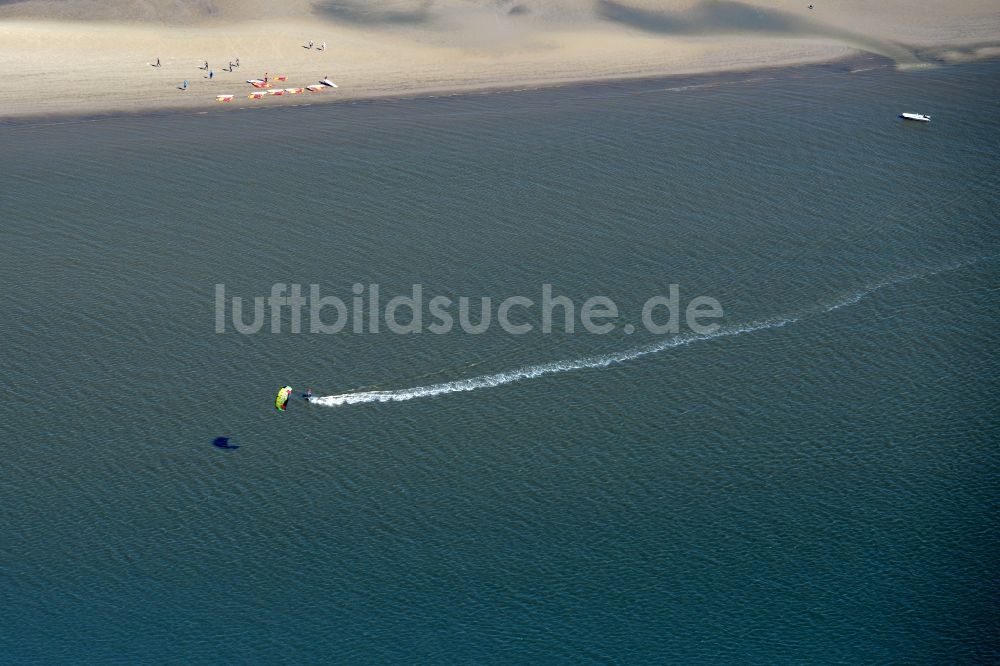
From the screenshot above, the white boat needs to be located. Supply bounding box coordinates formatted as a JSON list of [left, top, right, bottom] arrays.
[[320, 78, 339, 88], [900, 112, 930, 122]]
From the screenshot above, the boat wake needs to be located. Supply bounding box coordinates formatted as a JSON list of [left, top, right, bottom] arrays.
[[310, 261, 982, 408]]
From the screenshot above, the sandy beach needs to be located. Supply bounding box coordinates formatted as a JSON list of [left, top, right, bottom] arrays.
[[1, 0, 998, 120]]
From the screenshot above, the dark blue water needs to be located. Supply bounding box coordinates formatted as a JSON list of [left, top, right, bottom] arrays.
[[2, 58, 998, 663]]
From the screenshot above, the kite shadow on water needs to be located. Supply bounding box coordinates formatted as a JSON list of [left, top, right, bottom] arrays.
[[213, 437, 239, 450]]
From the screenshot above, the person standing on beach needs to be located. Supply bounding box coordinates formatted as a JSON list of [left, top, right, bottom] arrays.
[[155, 57, 161, 67], [182, 79, 188, 90], [235, 57, 240, 68], [308, 40, 314, 49], [320, 41, 326, 51], [203, 60, 208, 70]]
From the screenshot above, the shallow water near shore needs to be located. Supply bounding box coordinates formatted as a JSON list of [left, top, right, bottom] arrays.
[[2, 58, 998, 663]]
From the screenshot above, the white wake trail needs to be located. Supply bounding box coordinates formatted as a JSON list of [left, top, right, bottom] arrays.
[[311, 315, 794, 407], [309, 262, 981, 408]]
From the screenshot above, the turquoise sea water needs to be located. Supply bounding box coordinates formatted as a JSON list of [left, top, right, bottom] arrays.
[[2, 58, 998, 663]]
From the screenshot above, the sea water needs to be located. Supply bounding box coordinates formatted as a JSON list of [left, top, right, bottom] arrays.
[[1, 58, 998, 663]]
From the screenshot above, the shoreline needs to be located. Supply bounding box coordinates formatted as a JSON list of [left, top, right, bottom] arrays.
[[0, 52, 892, 129], [7, 49, 1000, 131], [1, 4, 998, 125], [1, 7, 998, 126]]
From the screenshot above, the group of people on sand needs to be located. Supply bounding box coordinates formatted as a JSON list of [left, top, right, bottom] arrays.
[[166, 57, 240, 90], [202, 58, 242, 72], [200, 58, 241, 79], [160, 41, 325, 92], [152, 57, 239, 70]]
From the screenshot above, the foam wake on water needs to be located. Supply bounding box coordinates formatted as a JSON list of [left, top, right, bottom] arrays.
[[310, 260, 985, 408], [311, 315, 794, 407]]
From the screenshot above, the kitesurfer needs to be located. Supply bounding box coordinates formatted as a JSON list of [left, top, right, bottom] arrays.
[[275, 386, 293, 411], [304, 388, 313, 400]]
